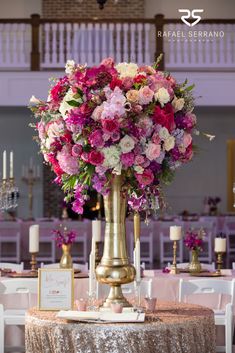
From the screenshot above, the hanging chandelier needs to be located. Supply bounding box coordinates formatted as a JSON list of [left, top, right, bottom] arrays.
[[96, 0, 108, 9], [76, 0, 119, 10]]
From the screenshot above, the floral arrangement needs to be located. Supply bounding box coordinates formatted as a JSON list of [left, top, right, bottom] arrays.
[[184, 230, 204, 252], [52, 228, 76, 247], [30, 57, 198, 215]]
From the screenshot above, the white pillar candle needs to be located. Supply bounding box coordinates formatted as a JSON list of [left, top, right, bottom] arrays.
[[170, 226, 182, 241], [135, 239, 141, 282], [214, 238, 226, 253], [2, 150, 6, 179], [88, 252, 96, 296], [9, 151, 13, 178], [29, 224, 39, 253], [92, 220, 101, 242]]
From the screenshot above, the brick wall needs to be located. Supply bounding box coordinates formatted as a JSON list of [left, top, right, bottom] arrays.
[[42, 0, 145, 19]]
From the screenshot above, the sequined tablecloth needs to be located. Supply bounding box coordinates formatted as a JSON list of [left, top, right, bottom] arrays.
[[25, 301, 216, 353]]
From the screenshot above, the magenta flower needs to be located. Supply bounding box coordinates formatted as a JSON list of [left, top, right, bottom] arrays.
[[135, 169, 154, 186], [88, 150, 104, 166], [121, 152, 135, 167]]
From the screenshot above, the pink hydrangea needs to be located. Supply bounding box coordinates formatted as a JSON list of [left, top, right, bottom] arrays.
[[57, 145, 79, 175]]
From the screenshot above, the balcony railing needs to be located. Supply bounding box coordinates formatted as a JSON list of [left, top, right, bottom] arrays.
[[0, 14, 234, 71]]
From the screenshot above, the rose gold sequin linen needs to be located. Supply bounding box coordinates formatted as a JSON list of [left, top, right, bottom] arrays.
[[25, 302, 216, 353]]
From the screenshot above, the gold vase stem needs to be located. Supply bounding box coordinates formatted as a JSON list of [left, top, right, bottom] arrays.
[[96, 175, 135, 307]]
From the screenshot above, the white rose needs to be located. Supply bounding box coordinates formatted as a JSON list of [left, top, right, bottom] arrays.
[[159, 127, 170, 141], [59, 88, 81, 119], [134, 165, 144, 174], [119, 135, 135, 153], [172, 96, 185, 112], [65, 60, 76, 75], [164, 136, 175, 151], [103, 146, 121, 169], [115, 62, 138, 78], [154, 87, 170, 107]]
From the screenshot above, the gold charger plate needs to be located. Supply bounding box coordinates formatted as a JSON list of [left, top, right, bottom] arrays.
[[190, 272, 223, 277], [6, 272, 38, 278], [179, 268, 210, 274]]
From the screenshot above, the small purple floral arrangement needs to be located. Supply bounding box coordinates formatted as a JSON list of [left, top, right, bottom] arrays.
[[184, 230, 204, 252], [51, 228, 76, 248]]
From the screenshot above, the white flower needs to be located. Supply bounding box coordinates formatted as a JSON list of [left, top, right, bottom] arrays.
[[113, 163, 122, 175], [159, 127, 170, 141], [164, 136, 175, 151], [65, 60, 76, 75], [172, 96, 185, 112], [29, 95, 41, 104], [154, 87, 170, 107], [103, 146, 121, 169], [119, 135, 135, 153], [59, 88, 81, 119], [134, 165, 144, 174], [115, 62, 138, 78]]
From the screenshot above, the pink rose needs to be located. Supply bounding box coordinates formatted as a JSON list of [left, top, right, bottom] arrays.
[[102, 119, 119, 134], [183, 133, 192, 148], [88, 130, 104, 148], [100, 57, 114, 69], [145, 143, 161, 161], [152, 132, 161, 144], [92, 105, 103, 121], [72, 144, 82, 157], [121, 152, 135, 167], [135, 155, 145, 165], [88, 150, 104, 166], [122, 77, 133, 90], [136, 169, 154, 186], [138, 86, 154, 105], [81, 152, 89, 162]]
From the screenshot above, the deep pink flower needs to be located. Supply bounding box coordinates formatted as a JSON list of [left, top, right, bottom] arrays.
[[88, 130, 104, 148], [72, 144, 83, 157], [152, 104, 175, 132], [88, 150, 104, 166], [136, 169, 154, 186], [121, 152, 135, 167], [102, 119, 119, 134]]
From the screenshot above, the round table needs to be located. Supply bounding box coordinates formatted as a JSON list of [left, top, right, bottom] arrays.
[[25, 302, 216, 353]]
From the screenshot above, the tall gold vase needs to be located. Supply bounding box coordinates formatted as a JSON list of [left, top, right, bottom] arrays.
[[96, 175, 136, 307]]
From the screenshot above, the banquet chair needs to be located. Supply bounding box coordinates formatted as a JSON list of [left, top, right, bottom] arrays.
[[184, 221, 214, 263], [40, 262, 88, 272], [37, 221, 57, 263], [60, 221, 88, 263], [179, 278, 235, 353], [129, 222, 154, 267], [0, 278, 38, 353], [224, 219, 235, 260], [0, 221, 21, 263], [0, 262, 24, 272], [159, 221, 184, 265]]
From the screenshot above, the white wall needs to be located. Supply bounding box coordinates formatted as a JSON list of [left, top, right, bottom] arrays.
[[165, 106, 235, 215], [0, 0, 41, 18], [145, 0, 235, 18], [0, 107, 43, 219]]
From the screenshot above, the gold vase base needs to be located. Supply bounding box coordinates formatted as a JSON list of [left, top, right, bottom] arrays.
[[100, 285, 132, 308], [170, 266, 179, 275]]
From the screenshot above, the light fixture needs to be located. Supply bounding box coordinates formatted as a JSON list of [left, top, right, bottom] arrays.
[[96, 0, 108, 9]]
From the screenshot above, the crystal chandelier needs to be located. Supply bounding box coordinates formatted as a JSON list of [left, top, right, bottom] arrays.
[[0, 151, 19, 211]]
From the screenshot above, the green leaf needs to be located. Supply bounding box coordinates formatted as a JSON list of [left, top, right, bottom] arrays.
[[66, 100, 80, 107]]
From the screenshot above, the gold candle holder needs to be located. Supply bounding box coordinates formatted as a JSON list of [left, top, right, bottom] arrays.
[[215, 251, 224, 275], [170, 240, 179, 275], [30, 252, 38, 275]]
